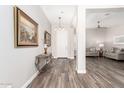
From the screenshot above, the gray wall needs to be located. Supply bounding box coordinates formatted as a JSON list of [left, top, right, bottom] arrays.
[[0, 5, 51, 87], [86, 28, 107, 48], [86, 25, 124, 49], [105, 25, 124, 49]]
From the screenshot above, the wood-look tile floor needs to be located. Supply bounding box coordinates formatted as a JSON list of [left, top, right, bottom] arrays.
[[30, 57, 124, 88]]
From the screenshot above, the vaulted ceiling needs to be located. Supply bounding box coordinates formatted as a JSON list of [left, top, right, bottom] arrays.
[[86, 8, 124, 29], [41, 5, 77, 28]]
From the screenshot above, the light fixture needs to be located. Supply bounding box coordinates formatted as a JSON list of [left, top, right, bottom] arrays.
[[44, 44, 48, 54], [96, 20, 108, 29], [97, 21, 101, 28], [58, 17, 62, 28], [57, 16, 64, 31]]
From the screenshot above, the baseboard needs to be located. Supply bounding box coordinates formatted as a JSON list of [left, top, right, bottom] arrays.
[[77, 69, 86, 74], [21, 71, 39, 88]]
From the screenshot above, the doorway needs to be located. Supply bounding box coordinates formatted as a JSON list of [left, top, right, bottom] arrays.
[[56, 29, 68, 58]]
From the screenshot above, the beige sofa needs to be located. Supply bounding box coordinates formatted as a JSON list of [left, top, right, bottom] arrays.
[[86, 47, 99, 57], [104, 47, 124, 60]]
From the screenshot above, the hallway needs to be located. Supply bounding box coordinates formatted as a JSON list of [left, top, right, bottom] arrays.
[[30, 58, 124, 88], [30, 58, 77, 88]]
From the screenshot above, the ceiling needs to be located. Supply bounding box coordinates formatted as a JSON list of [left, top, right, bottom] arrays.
[[41, 5, 76, 27], [86, 8, 124, 29]]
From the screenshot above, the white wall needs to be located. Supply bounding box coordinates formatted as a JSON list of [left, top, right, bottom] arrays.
[[0, 5, 51, 87], [105, 25, 124, 48], [86, 28, 107, 48], [67, 27, 74, 58], [51, 26, 74, 58]]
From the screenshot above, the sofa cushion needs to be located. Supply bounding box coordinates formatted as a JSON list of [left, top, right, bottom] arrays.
[[112, 47, 117, 53], [104, 47, 124, 60], [90, 48, 95, 52], [110, 47, 120, 53], [86, 47, 96, 52]]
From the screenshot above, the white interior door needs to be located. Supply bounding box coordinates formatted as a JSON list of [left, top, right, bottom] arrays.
[[56, 30, 68, 57]]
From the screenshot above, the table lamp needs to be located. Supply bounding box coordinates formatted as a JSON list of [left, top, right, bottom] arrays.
[[99, 43, 104, 48], [44, 44, 48, 54]]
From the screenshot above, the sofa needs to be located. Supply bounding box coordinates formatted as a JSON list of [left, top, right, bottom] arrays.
[[104, 47, 124, 60], [86, 47, 99, 57]]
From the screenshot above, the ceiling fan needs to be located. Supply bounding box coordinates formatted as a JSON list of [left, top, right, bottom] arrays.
[[97, 21, 107, 29], [97, 21, 101, 28]]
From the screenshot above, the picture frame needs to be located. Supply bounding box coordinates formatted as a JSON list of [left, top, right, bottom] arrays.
[[114, 35, 124, 44], [44, 31, 51, 47], [14, 6, 38, 47]]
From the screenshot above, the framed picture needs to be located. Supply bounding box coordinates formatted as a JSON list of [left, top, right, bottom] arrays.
[[114, 35, 124, 44], [44, 31, 51, 47], [14, 6, 38, 47]]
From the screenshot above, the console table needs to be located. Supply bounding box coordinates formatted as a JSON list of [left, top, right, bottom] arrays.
[[35, 54, 52, 72]]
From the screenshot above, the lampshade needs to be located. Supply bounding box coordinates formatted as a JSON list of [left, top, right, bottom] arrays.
[[99, 43, 104, 47], [44, 44, 47, 48]]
